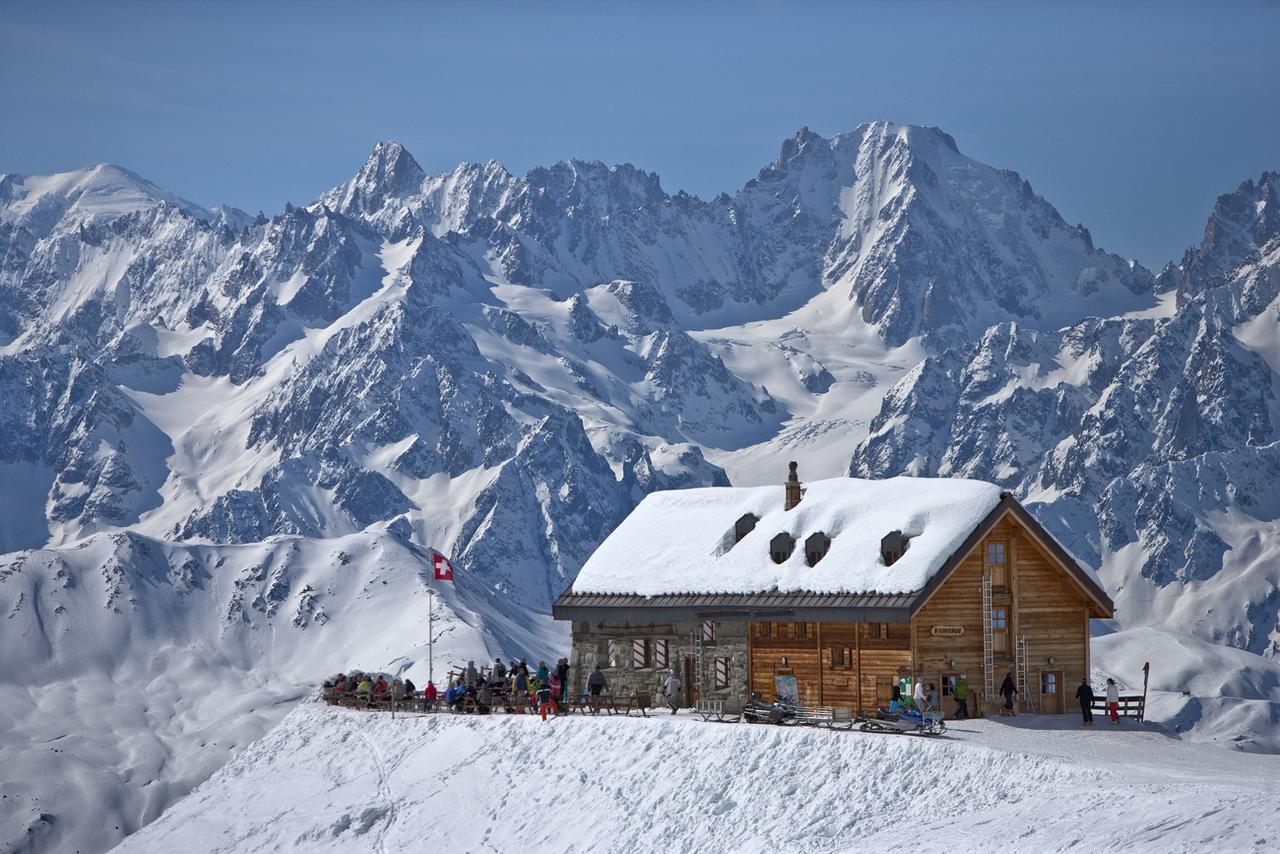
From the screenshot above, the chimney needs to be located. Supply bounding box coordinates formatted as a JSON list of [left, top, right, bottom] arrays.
[[784, 461, 802, 510]]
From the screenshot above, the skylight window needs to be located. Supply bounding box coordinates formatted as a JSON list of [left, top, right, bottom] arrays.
[[881, 530, 910, 566], [805, 531, 831, 566], [769, 532, 795, 564]]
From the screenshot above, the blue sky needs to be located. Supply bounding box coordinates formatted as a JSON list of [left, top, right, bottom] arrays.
[[2, 0, 1277, 269]]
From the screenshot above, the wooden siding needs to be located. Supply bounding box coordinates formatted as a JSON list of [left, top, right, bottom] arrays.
[[912, 515, 1093, 714], [749, 621, 910, 711]]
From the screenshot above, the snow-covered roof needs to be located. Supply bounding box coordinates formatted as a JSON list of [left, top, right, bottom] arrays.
[[570, 476, 1004, 597]]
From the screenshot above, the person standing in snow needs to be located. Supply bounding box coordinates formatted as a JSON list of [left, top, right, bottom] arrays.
[[1076, 678, 1095, 726], [535, 660, 550, 683], [953, 675, 971, 719], [913, 679, 927, 712], [555, 658, 570, 703], [465, 660, 479, 686], [587, 666, 607, 697], [493, 658, 507, 681], [663, 669, 683, 715], [999, 672, 1018, 715], [536, 681, 555, 720], [1105, 678, 1120, 724], [548, 671, 563, 708]]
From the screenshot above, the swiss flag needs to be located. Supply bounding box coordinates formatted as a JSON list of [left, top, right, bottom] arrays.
[[432, 552, 455, 582]]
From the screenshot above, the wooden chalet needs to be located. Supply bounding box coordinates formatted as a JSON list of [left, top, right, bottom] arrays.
[[553, 464, 1113, 716]]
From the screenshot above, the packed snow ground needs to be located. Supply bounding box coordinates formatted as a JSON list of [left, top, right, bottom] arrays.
[[116, 700, 1280, 854]]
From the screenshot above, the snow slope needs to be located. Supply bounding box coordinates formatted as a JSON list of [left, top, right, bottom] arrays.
[[0, 526, 532, 854], [115, 699, 1280, 854], [1093, 625, 1280, 754]]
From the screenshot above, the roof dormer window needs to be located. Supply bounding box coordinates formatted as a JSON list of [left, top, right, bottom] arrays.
[[734, 513, 758, 544], [881, 530, 909, 566], [769, 532, 795, 565], [805, 532, 831, 567]]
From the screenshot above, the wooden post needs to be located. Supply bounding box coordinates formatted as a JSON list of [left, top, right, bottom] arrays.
[[854, 622, 862, 713], [1140, 661, 1150, 723], [815, 622, 824, 705]]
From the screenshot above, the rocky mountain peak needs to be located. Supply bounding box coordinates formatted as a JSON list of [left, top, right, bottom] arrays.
[[1161, 171, 1280, 303]]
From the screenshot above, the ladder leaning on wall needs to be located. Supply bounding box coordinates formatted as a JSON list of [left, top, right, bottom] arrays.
[[981, 575, 994, 713], [1015, 636, 1036, 713], [688, 626, 705, 696]]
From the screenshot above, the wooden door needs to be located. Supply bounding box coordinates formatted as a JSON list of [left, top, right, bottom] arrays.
[[682, 656, 698, 706], [1039, 670, 1063, 714], [940, 672, 960, 716], [992, 605, 1011, 657], [986, 540, 1009, 591]]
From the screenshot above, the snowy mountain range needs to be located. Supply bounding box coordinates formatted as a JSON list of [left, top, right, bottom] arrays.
[[2, 122, 1278, 852]]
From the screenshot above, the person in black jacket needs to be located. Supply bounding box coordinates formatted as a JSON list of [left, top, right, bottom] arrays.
[[554, 658, 570, 703], [1075, 678, 1095, 726], [999, 672, 1018, 715]]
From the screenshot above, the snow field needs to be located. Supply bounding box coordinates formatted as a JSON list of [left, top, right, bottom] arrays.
[[118, 701, 1280, 854]]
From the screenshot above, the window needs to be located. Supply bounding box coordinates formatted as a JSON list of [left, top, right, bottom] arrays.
[[714, 657, 730, 689], [702, 620, 716, 642], [734, 513, 758, 543], [794, 622, 810, 639], [942, 673, 958, 697], [868, 623, 885, 640], [986, 542, 1007, 566], [805, 532, 831, 566], [830, 646, 853, 670], [654, 639, 668, 669], [769, 532, 796, 564], [1041, 672, 1057, 694], [607, 640, 620, 668], [632, 638, 650, 669], [752, 622, 774, 640], [992, 607, 1008, 630]]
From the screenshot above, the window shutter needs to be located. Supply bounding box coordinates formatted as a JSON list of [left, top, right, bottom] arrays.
[[714, 657, 729, 689], [654, 639, 668, 669]]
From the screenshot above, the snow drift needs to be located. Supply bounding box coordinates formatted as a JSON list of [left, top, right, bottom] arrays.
[[115, 700, 1280, 854]]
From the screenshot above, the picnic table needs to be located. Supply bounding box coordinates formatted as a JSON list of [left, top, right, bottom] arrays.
[[571, 692, 651, 716]]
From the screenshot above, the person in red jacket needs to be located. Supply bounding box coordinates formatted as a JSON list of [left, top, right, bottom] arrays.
[[422, 680, 438, 712], [547, 673, 562, 715]]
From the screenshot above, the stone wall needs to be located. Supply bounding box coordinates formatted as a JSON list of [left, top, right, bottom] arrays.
[[569, 618, 751, 709]]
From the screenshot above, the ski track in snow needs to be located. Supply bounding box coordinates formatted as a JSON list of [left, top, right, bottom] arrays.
[[116, 702, 1280, 854]]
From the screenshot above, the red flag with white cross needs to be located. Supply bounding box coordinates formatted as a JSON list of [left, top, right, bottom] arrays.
[[432, 552, 454, 582]]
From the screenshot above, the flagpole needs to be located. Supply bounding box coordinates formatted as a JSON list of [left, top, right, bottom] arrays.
[[428, 585, 435, 685]]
